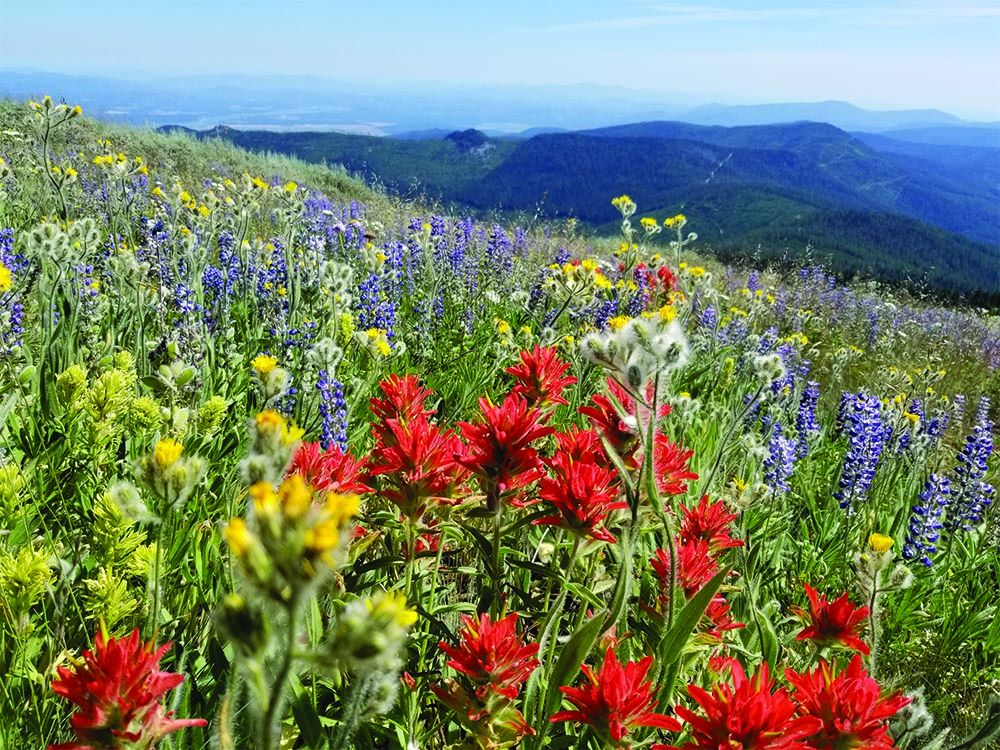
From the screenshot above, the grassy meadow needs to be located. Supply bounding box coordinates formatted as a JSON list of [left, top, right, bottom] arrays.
[[0, 97, 998, 750]]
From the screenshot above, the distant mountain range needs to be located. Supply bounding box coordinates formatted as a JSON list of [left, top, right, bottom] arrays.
[[166, 118, 1000, 297], [2, 69, 999, 136]]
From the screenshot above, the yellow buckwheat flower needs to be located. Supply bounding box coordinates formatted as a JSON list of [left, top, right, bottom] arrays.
[[249, 481, 280, 515], [278, 474, 312, 520]]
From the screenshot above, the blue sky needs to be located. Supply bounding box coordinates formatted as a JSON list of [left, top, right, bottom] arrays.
[[2, 0, 999, 119]]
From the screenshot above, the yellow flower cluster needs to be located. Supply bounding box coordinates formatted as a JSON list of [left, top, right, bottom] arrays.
[[611, 194, 636, 217], [225, 475, 360, 596], [154, 438, 184, 469], [255, 410, 305, 447], [252, 354, 279, 376], [0, 261, 12, 293]]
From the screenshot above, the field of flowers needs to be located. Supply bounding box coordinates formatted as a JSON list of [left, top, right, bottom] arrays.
[[0, 97, 998, 750]]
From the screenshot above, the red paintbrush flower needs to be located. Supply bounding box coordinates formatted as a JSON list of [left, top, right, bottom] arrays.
[[657, 266, 678, 293], [664, 662, 821, 750], [786, 655, 912, 750], [456, 393, 555, 510], [700, 598, 746, 642], [288, 441, 369, 495], [579, 378, 674, 471], [553, 425, 614, 468], [551, 647, 681, 748], [651, 432, 698, 496], [678, 495, 743, 555], [650, 538, 719, 601], [369, 373, 436, 445], [535, 446, 627, 543], [365, 414, 469, 519], [437, 612, 540, 701], [578, 378, 643, 468], [49, 629, 206, 750], [505, 345, 578, 410], [793, 583, 871, 655]]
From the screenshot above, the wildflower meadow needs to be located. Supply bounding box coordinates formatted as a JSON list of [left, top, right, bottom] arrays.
[[1, 97, 999, 750]]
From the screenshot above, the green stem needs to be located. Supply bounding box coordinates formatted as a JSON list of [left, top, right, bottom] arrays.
[[262, 591, 301, 750], [701, 383, 766, 492], [492, 503, 504, 616]]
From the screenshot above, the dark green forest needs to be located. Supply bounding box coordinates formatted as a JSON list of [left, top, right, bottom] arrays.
[[179, 121, 1000, 298]]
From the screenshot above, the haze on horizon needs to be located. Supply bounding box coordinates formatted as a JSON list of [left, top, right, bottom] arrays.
[[2, 0, 999, 121]]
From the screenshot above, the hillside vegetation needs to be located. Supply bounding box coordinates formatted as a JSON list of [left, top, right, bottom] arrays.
[[179, 119, 1000, 300], [1, 98, 998, 750]]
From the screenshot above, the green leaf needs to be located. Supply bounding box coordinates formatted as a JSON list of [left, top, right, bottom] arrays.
[[534, 609, 607, 746], [458, 521, 495, 578], [657, 567, 729, 703], [290, 679, 325, 749]]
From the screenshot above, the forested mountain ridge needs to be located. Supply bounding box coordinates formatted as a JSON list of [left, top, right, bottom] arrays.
[[173, 119, 1000, 296]]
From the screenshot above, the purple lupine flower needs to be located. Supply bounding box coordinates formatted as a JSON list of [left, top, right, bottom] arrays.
[[834, 391, 889, 512], [946, 397, 994, 532], [795, 381, 820, 456], [695, 303, 717, 332], [764, 421, 798, 494], [0, 228, 27, 355], [486, 223, 513, 280], [593, 293, 620, 330], [902, 474, 950, 566], [317, 370, 348, 452]]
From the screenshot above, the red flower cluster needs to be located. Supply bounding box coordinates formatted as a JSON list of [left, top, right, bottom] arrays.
[[551, 647, 681, 748], [647, 496, 744, 642], [678, 494, 744, 554], [786, 655, 912, 750], [49, 629, 205, 750], [578, 377, 696, 499], [364, 374, 469, 520], [436, 613, 539, 701], [577, 377, 648, 469], [793, 583, 871, 654], [432, 613, 539, 742], [665, 662, 820, 750], [652, 433, 699, 497], [505, 345, 577, 412], [457, 393, 554, 511], [288, 441, 368, 495], [535, 428, 627, 543]]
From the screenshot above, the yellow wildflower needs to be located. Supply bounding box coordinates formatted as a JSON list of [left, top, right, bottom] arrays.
[[153, 438, 184, 469], [249, 481, 280, 515], [868, 533, 894, 555], [278, 474, 312, 520], [324, 493, 361, 531], [224, 518, 252, 558], [252, 354, 279, 375], [284, 181, 298, 192], [255, 410, 305, 446], [608, 315, 631, 331], [0, 261, 11, 293], [366, 591, 418, 628]]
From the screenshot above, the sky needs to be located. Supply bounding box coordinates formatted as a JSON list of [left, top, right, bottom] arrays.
[[1, 0, 999, 120]]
